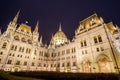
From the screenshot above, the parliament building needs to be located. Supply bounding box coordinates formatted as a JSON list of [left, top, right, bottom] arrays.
[[0, 11, 120, 73]]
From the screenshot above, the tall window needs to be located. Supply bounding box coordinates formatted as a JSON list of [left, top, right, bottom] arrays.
[[94, 35, 103, 44], [24, 61, 27, 66], [84, 40, 87, 46], [29, 49, 31, 53], [2, 42, 7, 49], [73, 62, 76, 66], [57, 63, 60, 67], [94, 37, 98, 43], [81, 41, 83, 47], [32, 62, 35, 66], [67, 62, 70, 67], [11, 45, 14, 50], [81, 40, 87, 47], [22, 47, 24, 52], [7, 60, 12, 64], [98, 35, 102, 42], [14, 46, 17, 51], [16, 61, 20, 65], [19, 47, 22, 52], [96, 48, 99, 52]]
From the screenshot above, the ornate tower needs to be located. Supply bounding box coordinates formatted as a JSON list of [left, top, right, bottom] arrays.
[[51, 23, 68, 46], [6, 11, 20, 36]]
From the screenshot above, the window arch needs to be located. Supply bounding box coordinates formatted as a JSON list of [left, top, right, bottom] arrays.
[[21, 37, 26, 42], [7, 59, 12, 64], [14, 35, 19, 40]]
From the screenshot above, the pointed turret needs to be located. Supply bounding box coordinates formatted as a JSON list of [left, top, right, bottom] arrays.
[[33, 20, 39, 34], [39, 36, 43, 46], [13, 10, 20, 23], [33, 20, 39, 43], [59, 23, 62, 31], [100, 17, 104, 23]]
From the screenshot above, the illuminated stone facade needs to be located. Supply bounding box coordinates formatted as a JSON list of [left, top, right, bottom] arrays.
[[0, 12, 120, 73]]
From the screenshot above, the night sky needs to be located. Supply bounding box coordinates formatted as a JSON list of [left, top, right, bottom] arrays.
[[0, 0, 120, 44]]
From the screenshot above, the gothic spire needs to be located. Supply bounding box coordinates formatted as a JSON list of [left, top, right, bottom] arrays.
[[39, 36, 43, 46], [50, 34, 54, 45], [13, 10, 20, 23], [59, 23, 62, 31], [116, 25, 120, 32], [0, 28, 1, 35], [33, 20, 39, 34]]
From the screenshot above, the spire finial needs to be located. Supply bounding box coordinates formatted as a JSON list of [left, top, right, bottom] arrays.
[[59, 23, 62, 31], [13, 10, 20, 23]]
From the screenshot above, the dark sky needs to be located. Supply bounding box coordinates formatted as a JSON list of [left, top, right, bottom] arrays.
[[0, 0, 120, 44]]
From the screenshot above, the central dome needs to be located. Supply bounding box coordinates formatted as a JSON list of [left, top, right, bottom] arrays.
[[52, 24, 68, 46]]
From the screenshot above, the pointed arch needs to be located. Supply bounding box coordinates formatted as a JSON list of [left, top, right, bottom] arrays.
[[96, 54, 111, 73], [81, 58, 92, 73]]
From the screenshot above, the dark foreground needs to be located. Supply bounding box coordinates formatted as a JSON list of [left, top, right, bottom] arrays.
[[10, 71, 120, 80]]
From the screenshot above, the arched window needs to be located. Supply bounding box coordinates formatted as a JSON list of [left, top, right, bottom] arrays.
[[14, 36, 19, 40], [14, 46, 17, 51], [11, 45, 14, 50], [21, 37, 26, 42], [2, 42, 7, 49], [19, 47, 22, 52], [84, 40, 87, 46], [28, 39, 32, 44], [22, 47, 24, 52], [98, 35, 102, 42], [94, 36, 98, 43], [81, 41, 83, 47], [32, 62, 35, 66]]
